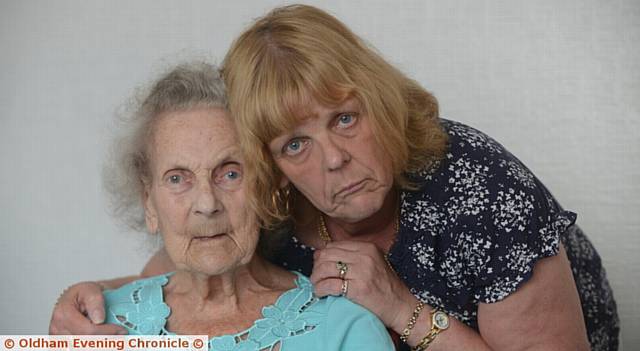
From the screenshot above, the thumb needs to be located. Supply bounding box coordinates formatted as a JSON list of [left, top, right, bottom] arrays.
[[80, 289, 107, 324]]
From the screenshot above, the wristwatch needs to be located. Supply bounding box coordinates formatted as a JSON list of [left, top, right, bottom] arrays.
[[411, 308, 450, 351], [432, 309, 450, 331]]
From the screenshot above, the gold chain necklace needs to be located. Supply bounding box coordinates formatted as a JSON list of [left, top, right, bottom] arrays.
[[317, 211, 400, 271]]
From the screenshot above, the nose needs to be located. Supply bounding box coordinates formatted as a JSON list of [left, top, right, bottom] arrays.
[[322, 135, 351, 171], [193, 180, 222, 216]]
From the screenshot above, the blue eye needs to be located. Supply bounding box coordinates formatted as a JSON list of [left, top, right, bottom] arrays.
[[225, 171, 239, 180], [339, 114, 352, 124], [216, 164, 243, 188], [287, 140, 301, 151], [283, 138, 307, 156], [337, 113, 356, 128], [168, 174, 182, 184]]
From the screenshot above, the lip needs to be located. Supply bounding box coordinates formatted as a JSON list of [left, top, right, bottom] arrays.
[[193, 233, 227, 240], [335, 179, 367, 198]]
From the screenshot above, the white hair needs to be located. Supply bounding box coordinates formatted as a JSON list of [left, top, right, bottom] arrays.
[[103, 61, 227, 232]]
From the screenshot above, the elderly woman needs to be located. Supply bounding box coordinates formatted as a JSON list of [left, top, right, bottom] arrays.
[[88, 62, 394, 351], [51, 4, 618, 351]]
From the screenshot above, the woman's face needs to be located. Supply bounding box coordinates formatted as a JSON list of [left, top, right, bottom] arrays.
[[269, 97, 394, 223], [143, 107, 259, 275]]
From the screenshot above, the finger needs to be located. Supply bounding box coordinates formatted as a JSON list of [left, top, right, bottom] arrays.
[[82, 292, 107, 324], [62, 307, 127, 335], [49, 324, 59, 335], [310, 260, 354, 284], [51, 327, 72, 335], [57, 303, 107, 335], [58, 322, 128, 335], [86, 324, 128, 335], [314, 277, 344, 298], [314, 247, 358, 263]]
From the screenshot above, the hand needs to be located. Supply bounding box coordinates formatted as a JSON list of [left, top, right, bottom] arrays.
[[49, 282, 127, 335], [310, 240, 419, 333]]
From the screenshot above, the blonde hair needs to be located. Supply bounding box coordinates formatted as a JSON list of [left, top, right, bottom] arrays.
[[222, 4, 448, 227]]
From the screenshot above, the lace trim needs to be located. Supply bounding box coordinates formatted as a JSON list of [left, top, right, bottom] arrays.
[[109, 272, 321, 351]]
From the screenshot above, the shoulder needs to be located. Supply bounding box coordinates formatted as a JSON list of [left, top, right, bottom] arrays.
[[315, 296, 393, 349], [289, 276, 392, 350], [411, 119, 536, 186], [404, 118, 571, 228], [397, 119, 576, 305], [441, 119, 505, 154], [103, 273, 172, 335], [104, 273, 172, 301]]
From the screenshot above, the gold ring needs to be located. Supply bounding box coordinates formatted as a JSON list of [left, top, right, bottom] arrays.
[[340, 279, 349, 297], [336, 261, 348, 279]]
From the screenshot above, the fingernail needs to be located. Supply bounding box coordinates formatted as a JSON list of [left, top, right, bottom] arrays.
[[89, 309, 105, 324]]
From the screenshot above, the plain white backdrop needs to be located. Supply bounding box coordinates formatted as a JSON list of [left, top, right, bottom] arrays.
[[1, 0, 638, 349]]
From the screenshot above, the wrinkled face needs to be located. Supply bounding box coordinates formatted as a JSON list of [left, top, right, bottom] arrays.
[[143, 107, 259, 275], [269, 97, 394, 223]]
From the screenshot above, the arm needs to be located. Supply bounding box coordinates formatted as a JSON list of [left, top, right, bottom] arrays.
[[312, 241, 490, 350], [399, 244, 588, 351], [312, 241, 589, 351], [49, 248, 174, 334], [476, 244, 589, 350], [49, 281, 130, 335]]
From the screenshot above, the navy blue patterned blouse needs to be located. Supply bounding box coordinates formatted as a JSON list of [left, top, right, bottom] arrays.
[[272, 119, 619, 351]]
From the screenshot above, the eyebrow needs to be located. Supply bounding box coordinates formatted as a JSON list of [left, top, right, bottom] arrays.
[[162, 150, 243, 172]]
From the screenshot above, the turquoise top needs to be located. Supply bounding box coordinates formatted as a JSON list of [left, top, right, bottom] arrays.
[[104, 272, 394, 351]]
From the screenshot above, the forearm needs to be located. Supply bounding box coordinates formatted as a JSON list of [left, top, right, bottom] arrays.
[[390, 247, 589, 351], [391, 295, 492, 351]]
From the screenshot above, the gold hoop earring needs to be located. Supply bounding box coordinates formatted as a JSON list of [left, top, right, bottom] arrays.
[[271, 185, 291, 216]]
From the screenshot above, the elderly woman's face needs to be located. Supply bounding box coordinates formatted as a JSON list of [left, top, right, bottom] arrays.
[[143, 107, 259, 275], [268, 97, 394, 223]]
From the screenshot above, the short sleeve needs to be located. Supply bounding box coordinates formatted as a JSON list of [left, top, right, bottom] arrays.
[[322, 297, 395, 351], [394, 120, 617, 341], [468, 152, 577, 304]]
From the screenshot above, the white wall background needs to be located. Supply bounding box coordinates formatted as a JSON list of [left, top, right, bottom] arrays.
[[1, 0, 638, 349]]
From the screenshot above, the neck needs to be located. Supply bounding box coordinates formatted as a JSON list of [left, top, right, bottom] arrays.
[[167, 254, 291, 308], [163, 255, 296, 337]]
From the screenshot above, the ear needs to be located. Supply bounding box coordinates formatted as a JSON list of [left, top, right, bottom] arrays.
[[278, 175, 290, 189], [142, 185, 159, 234]]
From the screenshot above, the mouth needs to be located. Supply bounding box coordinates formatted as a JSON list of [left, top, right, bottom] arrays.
[[335, 180, 367, 198], [192, 233, 227, 241]]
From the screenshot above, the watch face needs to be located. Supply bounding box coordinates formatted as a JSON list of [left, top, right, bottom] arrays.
[[433, 311, 450, 330]]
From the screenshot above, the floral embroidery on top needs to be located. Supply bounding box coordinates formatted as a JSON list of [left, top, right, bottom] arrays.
[[106, 274, 172, 334], [104, 272, 322, 351]]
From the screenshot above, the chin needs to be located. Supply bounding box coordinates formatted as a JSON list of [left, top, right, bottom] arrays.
[[337, 196, 385, 223]]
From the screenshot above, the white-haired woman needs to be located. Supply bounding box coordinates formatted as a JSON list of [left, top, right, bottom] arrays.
[[64, 62, 394, 351]]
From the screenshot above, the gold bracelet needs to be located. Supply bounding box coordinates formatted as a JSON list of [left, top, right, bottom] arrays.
[[400, 301, 425, 343], [411, 308, 450, 351]]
